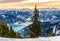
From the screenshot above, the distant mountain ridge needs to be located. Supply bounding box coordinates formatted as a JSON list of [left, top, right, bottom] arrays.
[[0, 8, 60, 24], [0, 8, 60, 37]]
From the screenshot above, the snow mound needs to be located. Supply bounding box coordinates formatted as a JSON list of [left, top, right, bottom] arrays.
[[0, 36, 60, 41]]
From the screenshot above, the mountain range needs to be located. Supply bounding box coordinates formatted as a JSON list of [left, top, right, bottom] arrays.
[[0, 8, 60, 24], [0, 8, 60, 37]]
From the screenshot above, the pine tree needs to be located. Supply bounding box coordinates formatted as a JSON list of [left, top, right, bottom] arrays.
[[9, 26, 16, 38], [0, 21, 9, 37], [30, 5, 42, 38], [9, 26, 21, 38], [16, 33, 21, 38], [48, 32, 53, 37], [0, 21, 21, 38]]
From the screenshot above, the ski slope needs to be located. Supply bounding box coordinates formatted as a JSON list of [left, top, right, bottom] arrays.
[[0, 36, 60, 41]]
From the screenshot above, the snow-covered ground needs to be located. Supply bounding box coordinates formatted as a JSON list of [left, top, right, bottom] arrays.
[[0, 36, 60, 41]]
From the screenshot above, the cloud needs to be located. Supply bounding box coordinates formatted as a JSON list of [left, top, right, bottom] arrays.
[[0, 0, 26, 3], [21, 0, 60, 3], [0, 0, 60, 3]]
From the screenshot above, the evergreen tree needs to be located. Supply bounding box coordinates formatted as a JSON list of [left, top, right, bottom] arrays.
[[48, 32, 53, 37], [9, 26, 16, 38], [0, 21, 21, 38], [9, 26, 21, 38], [0, 21, 9, 37], [30, 5, 42, 38], [16, 33, 21, 38]]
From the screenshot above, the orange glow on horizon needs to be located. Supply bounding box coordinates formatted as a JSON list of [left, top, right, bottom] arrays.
[[0, 2, 60, 9]]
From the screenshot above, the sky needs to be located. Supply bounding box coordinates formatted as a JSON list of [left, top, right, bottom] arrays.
[[0, 0, 60, 9], [0, 0, 59, 3]]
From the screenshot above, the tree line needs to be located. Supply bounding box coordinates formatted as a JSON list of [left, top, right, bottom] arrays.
[[0, 21, 21, 38]]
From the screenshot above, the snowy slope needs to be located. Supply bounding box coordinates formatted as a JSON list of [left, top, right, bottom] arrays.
[[0, 36, 60, 41]]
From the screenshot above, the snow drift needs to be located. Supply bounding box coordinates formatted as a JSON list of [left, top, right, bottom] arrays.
[[0, 36, 60, 41]]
